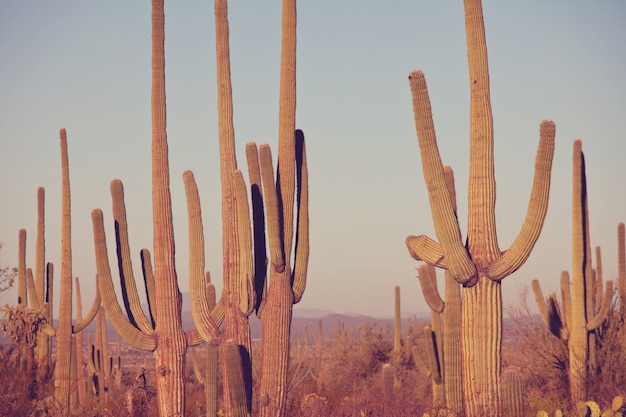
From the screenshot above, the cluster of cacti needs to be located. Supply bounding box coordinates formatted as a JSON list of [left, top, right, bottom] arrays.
[[405, 0, 556, 415], [86, 1, 308, 417], [532, 140, 614, 403], [5, 130, 102, 416], [411, 166, 463, 414]]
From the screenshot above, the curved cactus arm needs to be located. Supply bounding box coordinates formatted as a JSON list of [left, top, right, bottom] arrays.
[[259, 144, 284, 271], [184, 170, 221, 344], [245, 142, 268, 313], [418, 264, 445, 313], [408, 70, 474, 283], [110, 179, 153, 333], [488, 120, 556, 280], [26, 267, 56, 337], [72, 284, 100, 333], [92, 209, 157, 352], [586, 280, 614, 330], [292, 130, 309, 303], [233, 170, 255, 315], [186, 329, 204, 347], [139, 249, 156, 328], [406, 235, 448, 269]]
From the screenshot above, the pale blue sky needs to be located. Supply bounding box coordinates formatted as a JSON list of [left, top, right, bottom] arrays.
[[1, 1, 625, 317]]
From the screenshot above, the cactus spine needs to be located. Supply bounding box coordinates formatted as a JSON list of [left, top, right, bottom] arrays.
[[532, 140, 613, 403], [405, 0, 556, 415]]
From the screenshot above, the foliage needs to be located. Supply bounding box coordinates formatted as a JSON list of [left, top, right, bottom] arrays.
[[0, 244, 16, 295], [1, 303, 48, 347]]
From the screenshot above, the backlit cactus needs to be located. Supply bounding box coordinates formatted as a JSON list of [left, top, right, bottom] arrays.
[[405, 0, 555, 415]]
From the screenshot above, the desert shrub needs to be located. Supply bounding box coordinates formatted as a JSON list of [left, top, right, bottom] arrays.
[[587, 300, 626, 408], [506, 286, 570, 411]]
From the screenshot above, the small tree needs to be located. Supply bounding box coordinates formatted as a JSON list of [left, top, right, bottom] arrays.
[[0, 244, 17, 295]]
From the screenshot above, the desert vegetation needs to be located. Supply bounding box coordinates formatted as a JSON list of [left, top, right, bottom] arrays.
[[1, 0, 625, 416]]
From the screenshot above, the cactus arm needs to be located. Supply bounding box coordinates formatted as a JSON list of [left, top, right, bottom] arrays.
[[184, 170, 221, 344], [424, 326, 442, 383], [406, 235, 448, 268], [259, 144, 284, 271], [412, 345, 432, 377], [547, 296, 569, 340], [17, 228, 27, 305], [595, 246, 603, 309], [140, 248, 156, 328], [186, 329, 204, 347], [408, 70, 475, 283], [292, 130, 309, 303], [417, 264, 445, 313], [110, 179, 153, 333], [560, 271, 573, 331], [25, 268, 40, 310], [531, 279, 568, 340], [586, 280, 614, 330], [488, 120, 555, 280], [35, 187, 46, 307], [232, 170, 255, 315], [531, 279, 552, 328], [91, 209, 157, 351], [72, 284, 100, 333], [245, 142, 268, 312]]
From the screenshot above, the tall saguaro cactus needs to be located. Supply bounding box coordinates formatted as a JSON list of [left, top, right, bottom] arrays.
[[213, 0, 257, 413], [405, 0, 555, 415], [532, 140, 613, 403], [92, 1, 219, 416], [211, 1, 308, 416], [254, 0, 310, 408]]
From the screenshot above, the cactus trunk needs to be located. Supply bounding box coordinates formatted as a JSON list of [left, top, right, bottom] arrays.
[[151, 1, 187, 415], [53, 128, 73, 416], [462, 277, 502, 415]]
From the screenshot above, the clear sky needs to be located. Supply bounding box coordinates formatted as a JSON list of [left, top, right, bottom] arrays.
[[1, 1, 625, 318]]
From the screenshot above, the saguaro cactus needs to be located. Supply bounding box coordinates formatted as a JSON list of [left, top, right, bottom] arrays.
[[413, 166, 463, 414], [405, 0, 555, 415], [92, 2, 219, 416], [532, 140, 613, 403], [253, 3, 309, 416], [211, 1, 309, 416], [502, 366, 524, 417]]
